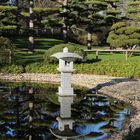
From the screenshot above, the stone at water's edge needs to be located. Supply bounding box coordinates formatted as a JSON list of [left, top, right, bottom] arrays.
[[100, 80, 140, 139]]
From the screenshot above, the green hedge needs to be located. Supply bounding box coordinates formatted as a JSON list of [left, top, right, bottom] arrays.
[[25, 63, 58, 74], [1, 61, 140, 78], [75, 60, 140, 78], [24, 60, 140, 78], [1, 64, 24, 74]]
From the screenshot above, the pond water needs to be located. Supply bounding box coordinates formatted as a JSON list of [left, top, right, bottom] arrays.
[[0, 81, 130, 140]]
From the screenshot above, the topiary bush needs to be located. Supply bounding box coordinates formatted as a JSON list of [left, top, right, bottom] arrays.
[[107, 22, 140, 49], [44, 43, 87, 63]]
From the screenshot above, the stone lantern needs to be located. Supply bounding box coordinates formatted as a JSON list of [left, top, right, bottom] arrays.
[[51, 47, 82, 96]]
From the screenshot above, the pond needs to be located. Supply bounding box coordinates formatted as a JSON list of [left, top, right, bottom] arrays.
[[0, 81, 130, 140]]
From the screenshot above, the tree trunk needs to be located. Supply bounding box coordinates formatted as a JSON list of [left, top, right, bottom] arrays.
[[63, 0, 68, 43], [87, 32, 92, 50], [9, 49, 12, 64], [28, 0, 34, 52]]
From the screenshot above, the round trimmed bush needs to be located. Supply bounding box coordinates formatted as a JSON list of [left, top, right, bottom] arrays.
[[44, 43, 87, 63]]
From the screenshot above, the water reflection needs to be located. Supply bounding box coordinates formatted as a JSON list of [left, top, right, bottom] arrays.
[[50, 94, 80, 140], [0, 82, 130, 140]]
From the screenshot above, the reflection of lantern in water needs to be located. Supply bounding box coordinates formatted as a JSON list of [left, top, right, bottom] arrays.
[[28, 87, 34, 140], [57, 96, 74, 131], [50, 48, 82, 139]]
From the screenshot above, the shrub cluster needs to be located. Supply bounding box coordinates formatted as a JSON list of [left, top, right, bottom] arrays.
[[1, 60, 140, 78], [25, 63, 58, 74], [75, 60, 140, 78], [1, 64, 24, 74], [24, 60, 140, 78], [107, 22, 140, 49]]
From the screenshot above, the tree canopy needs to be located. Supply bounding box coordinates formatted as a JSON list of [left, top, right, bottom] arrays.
[[107, 22, 140, 49]]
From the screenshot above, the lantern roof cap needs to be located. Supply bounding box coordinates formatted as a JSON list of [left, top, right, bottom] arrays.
[[51, 47, 82, 61]]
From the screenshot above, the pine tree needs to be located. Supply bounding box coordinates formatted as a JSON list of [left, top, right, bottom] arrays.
[[105, 0, 123, 25], [127, 0, 140, 26], [0, 0, 17, 34], [77, 0, 107, 49], [107, 22, 140, 49]]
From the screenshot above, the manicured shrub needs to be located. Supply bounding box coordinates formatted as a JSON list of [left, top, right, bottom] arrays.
[[1, 64, 24, 74], [24, 60, 140, 78], [44, 43, 87, 63], [75, 60, 140, 78], [107, 22, 140, 49]]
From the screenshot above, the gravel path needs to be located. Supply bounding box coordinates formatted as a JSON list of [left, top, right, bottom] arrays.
[[0, 73, 140, 139]]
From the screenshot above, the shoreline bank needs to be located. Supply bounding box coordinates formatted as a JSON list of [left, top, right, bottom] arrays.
[[0, 73, 140, 139]]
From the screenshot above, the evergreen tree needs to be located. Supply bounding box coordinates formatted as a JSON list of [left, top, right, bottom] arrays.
[[127, 0, 140, 26], [105, 0, 123, 25], [77, 0, 107, 49], [0, 0, 17, 34], [0, 0, 9, 5], [107, 22, 140, 49]]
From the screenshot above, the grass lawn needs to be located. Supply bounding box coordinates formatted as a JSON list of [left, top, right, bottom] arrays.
[[87, 52, 140, 62], [10, 37, 140, 65], [11, 37, 63, 65], [11, 37, 63, 50]]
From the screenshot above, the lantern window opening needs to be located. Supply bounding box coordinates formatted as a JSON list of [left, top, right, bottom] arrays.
[[65, 61, 70, 66]]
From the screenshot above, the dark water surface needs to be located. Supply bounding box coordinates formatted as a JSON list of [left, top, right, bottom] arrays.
[[0, 81, 130, 140]]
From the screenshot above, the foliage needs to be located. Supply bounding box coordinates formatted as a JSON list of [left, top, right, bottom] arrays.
[[0, 25, 16, 29], [77, 0, 107, 30], [34, 7, 60, 13], [0, 36, 15, 50], [23, 60, 140, 78], [1, 64, 24, 74], [127, 0, 140, 25], [0, 4, 17, 31], [107, 22, 140, 49], [44, 43, 87, 63], [0, 6, 17, 11], [25, 62, 58, 73], [104, 0, 122, 25], [0, 36, 15, 65], [75, 60, 140, 78], [0, 50, 9, 65]]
